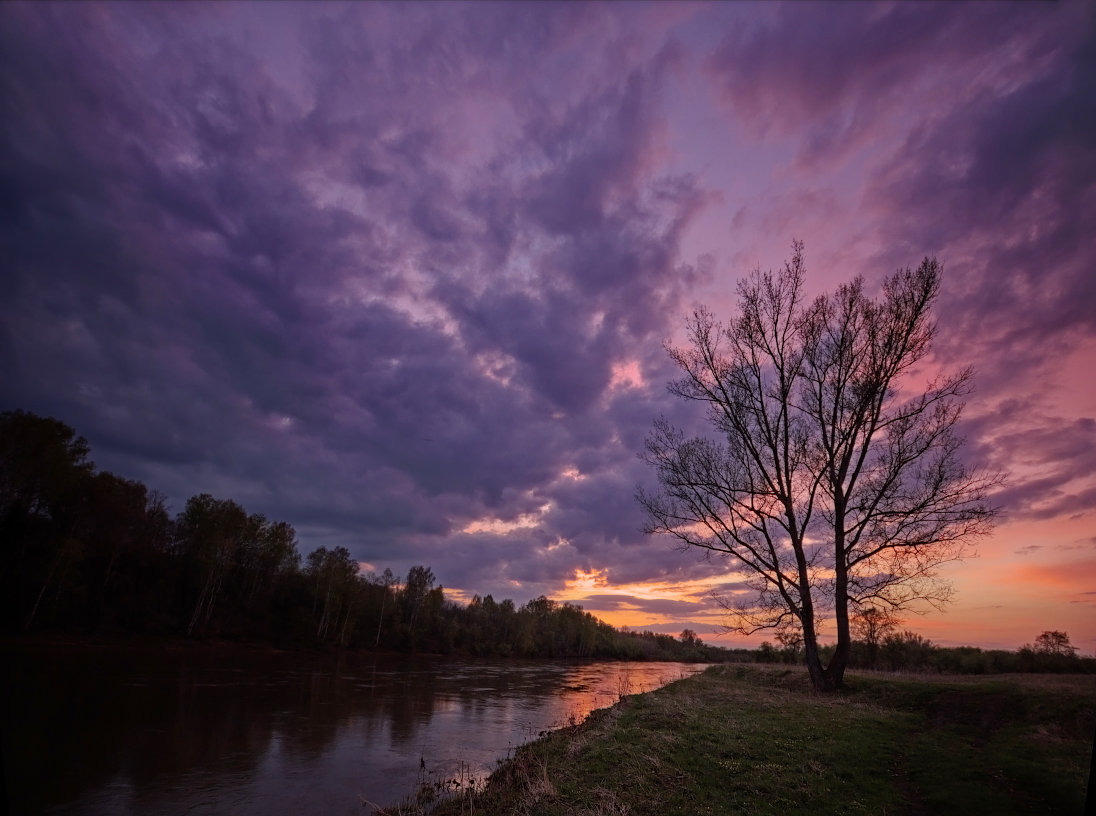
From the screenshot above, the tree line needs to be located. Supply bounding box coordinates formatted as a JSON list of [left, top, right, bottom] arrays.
[[754, 626, 1094, 675], [3, 409, 1087, 673], [0, 410, 728, 661]]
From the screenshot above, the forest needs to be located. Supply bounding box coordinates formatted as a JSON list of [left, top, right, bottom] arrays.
[[0, 410, 727, 661], [2, 409, 1091, 673]]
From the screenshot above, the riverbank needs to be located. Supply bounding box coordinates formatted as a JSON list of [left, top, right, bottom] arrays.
[[397, 664, 1094, 815]]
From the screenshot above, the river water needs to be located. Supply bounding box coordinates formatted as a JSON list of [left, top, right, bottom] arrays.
[[1, 645, 706, 815]]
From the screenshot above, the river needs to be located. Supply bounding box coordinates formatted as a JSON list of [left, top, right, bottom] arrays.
[[1, 644, 706, 815]]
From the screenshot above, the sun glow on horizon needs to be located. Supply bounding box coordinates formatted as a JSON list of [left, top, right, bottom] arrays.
[[549, 568, 746, 631], [557, 569, 738, 603]]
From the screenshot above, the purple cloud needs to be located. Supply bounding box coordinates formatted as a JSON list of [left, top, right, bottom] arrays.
[[0, 2, 714, 597]]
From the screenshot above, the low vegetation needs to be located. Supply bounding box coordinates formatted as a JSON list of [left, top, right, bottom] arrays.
[[760, 630, 1096, 676], [407, 666, 1094, 816]]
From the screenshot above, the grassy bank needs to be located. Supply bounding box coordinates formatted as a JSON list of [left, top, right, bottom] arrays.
[[396, 665, 1094, 816]]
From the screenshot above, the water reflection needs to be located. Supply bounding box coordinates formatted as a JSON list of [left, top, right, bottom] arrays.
[[1, 645, 705, 815]]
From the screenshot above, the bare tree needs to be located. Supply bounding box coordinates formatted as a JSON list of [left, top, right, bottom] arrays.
[[638, 242, 1000, 690], [1032, 630, 1076, 656], [851, 607, 898, 669]]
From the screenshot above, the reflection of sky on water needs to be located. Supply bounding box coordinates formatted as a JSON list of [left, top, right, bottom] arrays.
[[1, 647, 703, 815]]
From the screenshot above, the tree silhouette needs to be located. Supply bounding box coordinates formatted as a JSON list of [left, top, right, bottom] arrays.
[[1033, 630, 1076, 656], [638, 242, 1001, 690], [852, 607, 899, 669]]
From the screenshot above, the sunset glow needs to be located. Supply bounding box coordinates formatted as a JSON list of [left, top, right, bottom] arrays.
[[461, 505, 551, 536]]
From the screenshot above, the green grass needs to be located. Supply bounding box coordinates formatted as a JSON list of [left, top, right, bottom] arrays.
[[409, 665, 1095, 816]]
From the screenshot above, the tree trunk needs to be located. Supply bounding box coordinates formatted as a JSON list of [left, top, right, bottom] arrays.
[[101, 548, 121, 600], [374, 591, 386, 648], [189, 560, 224, 636], [791, 518, 835, 692], [827, 623, 850, 688], [339, 598, 355, 645], [824, 514, 850, 687], [25, 545, 65, 630], [317, 575, 332, 639], [800, 606, 836, 692], [803, 636, 833, 692], [188, 574, 213, 636], [246, 569, 262, 607]]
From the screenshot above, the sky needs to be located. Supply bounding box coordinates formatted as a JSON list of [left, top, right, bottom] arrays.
[[2, 1, 1094, 652]]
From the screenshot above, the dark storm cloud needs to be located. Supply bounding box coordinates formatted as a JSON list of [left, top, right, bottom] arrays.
[[705, 3, 1059, 165], [0, 2, 713, 596]]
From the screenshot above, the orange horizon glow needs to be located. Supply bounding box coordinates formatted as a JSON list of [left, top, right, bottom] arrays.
[[446, 521, 1096, 653]]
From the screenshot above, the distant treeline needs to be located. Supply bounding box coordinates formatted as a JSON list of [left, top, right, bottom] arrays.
[[0, 410, 728, 661], [755, 632, 1096, 675], [2, 410, 1091, 674]]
